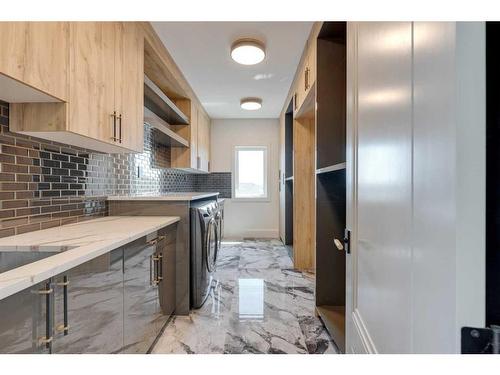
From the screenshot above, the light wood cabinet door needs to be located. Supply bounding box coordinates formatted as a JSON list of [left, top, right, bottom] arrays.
[[306, 39, 316, 93], [198, 111, 210, 172], [189, 103, 199, 169], [115, 22, 144, 153], [0, 22, 69, 101], [68, 22, 116, 145]]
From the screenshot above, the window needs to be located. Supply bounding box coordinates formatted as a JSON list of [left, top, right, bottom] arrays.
[[233, 146, 268, 200]]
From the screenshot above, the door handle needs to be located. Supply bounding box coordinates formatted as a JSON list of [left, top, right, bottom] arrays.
[[157, 253, 163, 282], [56, 276, 69, 335], [36, 282, 54, 350]]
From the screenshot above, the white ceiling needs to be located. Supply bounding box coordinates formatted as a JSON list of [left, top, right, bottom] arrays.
[[151, 22, 313, 119]]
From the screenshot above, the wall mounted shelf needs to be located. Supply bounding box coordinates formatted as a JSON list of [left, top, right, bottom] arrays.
[[144, 75, 189, 126], [144, 107, 189, 148], [316, 162, 346, 175]]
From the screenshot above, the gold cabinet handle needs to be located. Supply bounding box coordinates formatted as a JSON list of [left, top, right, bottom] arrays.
[[305, 67, 310, 91], [118, 113, 123, 143], [110, 111, 118, 141], [147, 235, 165, 246]]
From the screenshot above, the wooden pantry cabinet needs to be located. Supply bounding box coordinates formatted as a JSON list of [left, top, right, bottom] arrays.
[[10, 22, 144, 153], [0, 22, 69, 101]]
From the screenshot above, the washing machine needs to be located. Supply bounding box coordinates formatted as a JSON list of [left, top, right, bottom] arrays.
[[190, 200, 219, 308]]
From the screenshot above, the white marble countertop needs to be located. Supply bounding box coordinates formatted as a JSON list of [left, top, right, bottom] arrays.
[[0, 216, 180, 301], [107, 192, 219, 201]]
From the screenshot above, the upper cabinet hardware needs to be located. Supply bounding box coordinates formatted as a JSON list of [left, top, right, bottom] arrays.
[[118, 113, 123, 143], [111, 112, 118, 142], [305, 67, 310, 91]]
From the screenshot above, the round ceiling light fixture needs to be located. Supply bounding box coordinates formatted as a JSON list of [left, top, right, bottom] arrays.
[[240, 97, 262, 111], [231, 39, 266, 65]]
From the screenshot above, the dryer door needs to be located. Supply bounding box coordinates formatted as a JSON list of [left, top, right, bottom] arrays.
[[205, 217, 218, 272]]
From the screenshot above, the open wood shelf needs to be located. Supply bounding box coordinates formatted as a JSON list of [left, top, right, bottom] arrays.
[[144, 75, 190, 126], [316, 305, 345, 353], [316, 162, 346, 175], [144, 107, 189, 148]]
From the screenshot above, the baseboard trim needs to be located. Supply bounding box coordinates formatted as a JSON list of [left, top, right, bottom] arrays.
[[225, 229, 279, 239], [352, 308, 378, 354]]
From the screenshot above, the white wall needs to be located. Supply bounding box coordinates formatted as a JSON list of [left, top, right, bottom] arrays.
[[346, 22, 485, 354], [210, 118, 280, 239]]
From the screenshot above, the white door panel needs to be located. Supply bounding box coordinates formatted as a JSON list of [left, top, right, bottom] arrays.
[[346, 21, 485, 353], [412, 22, 457, 353], [355, 22, 413, 354]]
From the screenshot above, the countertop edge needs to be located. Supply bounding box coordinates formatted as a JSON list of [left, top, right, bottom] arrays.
[[0, 216, 180, 301], [106, 192, 220, 201]]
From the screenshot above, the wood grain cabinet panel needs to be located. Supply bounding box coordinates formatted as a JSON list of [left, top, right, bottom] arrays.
[[69, 22, 116, 144], [114, 22, 144, 153], [197, 110, 211, 172], [0, 22, 69, 101], [10, 22, 144, 153]]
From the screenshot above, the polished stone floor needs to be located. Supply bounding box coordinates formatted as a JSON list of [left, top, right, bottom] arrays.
[[152, 239, 338, 354]]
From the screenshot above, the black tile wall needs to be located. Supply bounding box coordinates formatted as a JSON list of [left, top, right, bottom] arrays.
[[0, 101, 231, 237], [193, 172, 232, 199]]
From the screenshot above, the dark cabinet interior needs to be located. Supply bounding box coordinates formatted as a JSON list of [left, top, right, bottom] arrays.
[[316, 22, 347, 171], [314, 21, 347, 353], [486, 22, 500, 328], [284, 99, 294, 247]]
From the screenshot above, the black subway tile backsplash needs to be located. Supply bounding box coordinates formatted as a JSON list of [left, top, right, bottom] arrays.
[[0, 100, 232, 237]]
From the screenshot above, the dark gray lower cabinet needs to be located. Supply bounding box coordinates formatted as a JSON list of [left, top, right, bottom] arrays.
[[122, 238, 165, 353], [122, 225, 176, 353], [0, 223, 177, 354], [0, 280, 53, 354], [52, 248, 124, 354]]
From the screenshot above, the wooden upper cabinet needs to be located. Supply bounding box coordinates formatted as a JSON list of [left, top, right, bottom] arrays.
[[189, 103, 199, 169], [10, 22, 144, 153], [0, 22, 69, 101], [114, 22, 144, 153], [70, 22, 144, 152], [295, 39, 317, 114], [197, 110, 210, 172], [69, 22, 116, 144], [306, 39, 317, 93], [169, 101, 212, 173]]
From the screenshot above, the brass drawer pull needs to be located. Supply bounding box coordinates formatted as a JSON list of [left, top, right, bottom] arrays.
[[36, 288, 53, 295], [147, 235, 165, 246], [56, 324, 70, 333]]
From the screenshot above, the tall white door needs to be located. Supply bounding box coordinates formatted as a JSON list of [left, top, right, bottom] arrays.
[[346, 22, 486, 354]]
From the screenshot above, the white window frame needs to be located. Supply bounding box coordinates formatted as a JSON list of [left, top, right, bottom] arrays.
[[232, 145, 269, 202]]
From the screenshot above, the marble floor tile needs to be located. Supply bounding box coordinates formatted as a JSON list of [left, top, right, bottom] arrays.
[[152, 239, 338, 354]]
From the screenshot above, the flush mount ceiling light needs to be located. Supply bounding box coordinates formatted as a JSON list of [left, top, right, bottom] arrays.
[[240, 97, 262, 110], [231, 39, 266, 65]]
